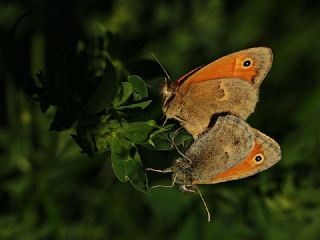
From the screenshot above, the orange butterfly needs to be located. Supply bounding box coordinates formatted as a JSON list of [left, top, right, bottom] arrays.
[[162, 47, 273, 138]]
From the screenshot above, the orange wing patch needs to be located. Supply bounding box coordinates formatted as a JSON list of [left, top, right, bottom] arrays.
[[193, 143, 262, 184], [180, 53, 258, 90]]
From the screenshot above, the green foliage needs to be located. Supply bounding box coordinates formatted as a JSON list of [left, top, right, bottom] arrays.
[[28, 47, 171, 191], [0, 0, 320, 239], [84, 58, 118, 114]]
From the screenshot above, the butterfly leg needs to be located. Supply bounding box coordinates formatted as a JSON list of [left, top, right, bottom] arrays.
[[147, 173, 177, 190], [146, 167, 172, 173], [180, 185, 197, 193], [158, 131, 192, 164]]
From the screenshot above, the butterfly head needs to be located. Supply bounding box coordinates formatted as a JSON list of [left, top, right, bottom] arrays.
[[161, 80, 183, 124], [162, 80, 174, 105], [172, 158, 193, 185]]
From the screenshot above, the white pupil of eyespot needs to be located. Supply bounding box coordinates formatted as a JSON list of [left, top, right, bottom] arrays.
[[242, 58, 253, 68], [254, 154, 264, 163]]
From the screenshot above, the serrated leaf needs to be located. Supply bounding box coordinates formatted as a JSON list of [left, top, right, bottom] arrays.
[[113, 82, 133, 107], [115, 100, 152, 110], [128, 75, 148, 101]]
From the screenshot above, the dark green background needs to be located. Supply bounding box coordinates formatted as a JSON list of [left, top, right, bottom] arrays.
[[1, 0, 320, 239]]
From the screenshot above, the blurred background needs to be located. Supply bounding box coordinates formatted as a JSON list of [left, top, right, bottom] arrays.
[[1, 0, 320, 239]]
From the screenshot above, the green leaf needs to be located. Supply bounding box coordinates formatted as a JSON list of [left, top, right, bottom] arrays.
[[125, 150, 148, 191], [94, 119, 122, 152], [146, 125, 193, 150], [73, 123, 98, 156], [146, 124, 175, 150], [115, 100, 152, 110], [109, 134, 134, 171], [113, 82, 133, 107], [172, 130, 194, 147], [128, 75, 148, 101], [71, 133, 96, 157], [85, 57, 118, 114], [123, 121, 157, 144], [109, 134, 147, 191]]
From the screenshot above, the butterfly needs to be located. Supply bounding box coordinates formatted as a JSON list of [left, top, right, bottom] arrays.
[[148, 114, 281, 221], [162, 47, 273, 138]]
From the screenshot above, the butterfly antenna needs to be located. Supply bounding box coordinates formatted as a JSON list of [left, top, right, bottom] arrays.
[[194, 186, 211, 222], [145, 50, 171, 82]]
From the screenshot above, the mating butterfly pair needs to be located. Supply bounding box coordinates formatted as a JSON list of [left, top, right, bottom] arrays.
[[150, 47, 281, 221]]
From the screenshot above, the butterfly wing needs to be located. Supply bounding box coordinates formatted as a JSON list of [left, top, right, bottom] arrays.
[[180, 77, 258, 137], [186, 115, 255, 182], [163, 47, 272, 138], [178, 47, 273, 88], [192, 125, 281, 185]]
